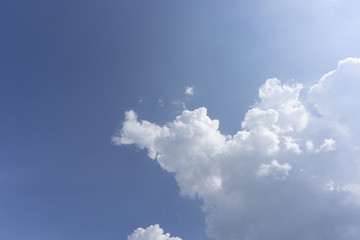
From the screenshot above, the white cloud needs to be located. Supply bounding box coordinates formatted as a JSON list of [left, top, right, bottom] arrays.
[[317, 138, 336, 152], [128, 224, 181, 240], [256, 159, 291, 179], [305, 140, 314, 152], [325, 180, 339, 192], [282, 136, 302, 154], [185, 86, 194, 96], [171, 99, 186, 110], [112, 110, 170, 159], [115, 58, 360, 240], [309, 58, 360, 133], [257, 78, 309, 133]]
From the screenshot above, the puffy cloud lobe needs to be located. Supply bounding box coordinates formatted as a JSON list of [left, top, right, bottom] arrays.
[[282, 136, 301, 154], [309, 58, 360, 143], [116, 58, 360, 240], [309, 58, 360, 121], [256, 159, 291, 179], [112, 111, 170, 159], [257, 78, 308, 133], [128, 224, 181, 240]]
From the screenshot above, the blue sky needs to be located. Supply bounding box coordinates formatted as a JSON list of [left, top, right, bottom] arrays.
[[2, 1, 360, 240]]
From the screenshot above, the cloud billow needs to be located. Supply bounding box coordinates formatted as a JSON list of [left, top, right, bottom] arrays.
[[127, 224, 181, 240], [116, 58, 360, 240]]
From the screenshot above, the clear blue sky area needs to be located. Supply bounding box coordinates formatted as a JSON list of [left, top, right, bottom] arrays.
[[1, 0, 360, 239]]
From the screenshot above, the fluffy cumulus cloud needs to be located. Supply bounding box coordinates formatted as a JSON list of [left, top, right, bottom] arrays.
[[128, 224, 181, 240], [114, 58, 360, 240]]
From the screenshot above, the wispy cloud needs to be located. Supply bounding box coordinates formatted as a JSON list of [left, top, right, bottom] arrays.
[[185, 86, 194, 96], [158, 99, 164, 107]]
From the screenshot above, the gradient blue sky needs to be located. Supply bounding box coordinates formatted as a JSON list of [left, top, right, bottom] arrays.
[[1, 0, 360, 239]]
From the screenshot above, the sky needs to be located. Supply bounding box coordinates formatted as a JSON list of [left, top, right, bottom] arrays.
[[1, 0, 360, 240]]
